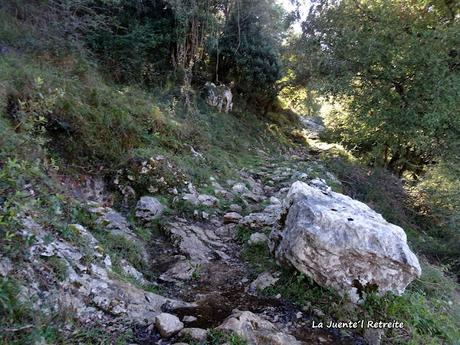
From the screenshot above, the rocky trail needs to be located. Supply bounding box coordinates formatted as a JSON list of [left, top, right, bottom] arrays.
[[138, 154, 367, 345], [2, 119, 421, 345]]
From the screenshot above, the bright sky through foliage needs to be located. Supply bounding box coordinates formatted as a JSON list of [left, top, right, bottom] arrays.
[[278, 0, 311, 32]]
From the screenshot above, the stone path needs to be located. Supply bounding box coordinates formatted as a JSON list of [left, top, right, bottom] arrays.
[[6, 117, 372, 344], [141, 152, 366, 344]]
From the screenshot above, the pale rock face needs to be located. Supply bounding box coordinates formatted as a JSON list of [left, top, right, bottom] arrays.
[[182, 193, 199, 205], [218, 310, 301, 345], [165, 220, 227, 262], [248, 233, 268, 246], [229, 204, 243, 213], [242, 191, 266, 203], [0, 257, 13, 277], [93, 207, 149, 262], [119, 259, 147, 284], [182, 315, 198, 323], [240, 203, 282, 230], [182, 193, 219, 207], [197, 194, 219, 207], [21, 218, 193, 325], [364, 329, 384, 345], [223, 212, 243, 224], [178, 327, 207, 341], [159, 260, 196, 282], [270, 181, 421, 300], [248, 271, 280, 293], [269, 196, 281, 205], [232, 182, 249, 194], [69, 224, 101, 256], [155, 313, 184, 338], [135, 196, 164, 222], [299, 116, 325, 139], [204, 82, 233, 113]]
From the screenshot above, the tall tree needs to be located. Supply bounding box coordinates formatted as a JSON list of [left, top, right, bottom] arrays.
[[296, 0, 460, 176], [212, 0, 287, 107]]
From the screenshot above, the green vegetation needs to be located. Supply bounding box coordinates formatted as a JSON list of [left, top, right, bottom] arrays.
[[205, 329, 248, 345], [178, 329, 248, 345], [295, 0, 459, 177], [235, 226, 253, 244], [44, 256, 69, 282], [0, 0, 459, 344]]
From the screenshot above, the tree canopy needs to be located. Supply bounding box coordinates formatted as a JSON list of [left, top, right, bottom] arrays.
[[295, 0, 459, 176]]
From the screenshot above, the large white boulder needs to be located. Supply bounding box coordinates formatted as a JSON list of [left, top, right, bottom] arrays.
[[270, 181, 421, 301]]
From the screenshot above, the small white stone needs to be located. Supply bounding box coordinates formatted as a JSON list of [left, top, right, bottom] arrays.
[[248, 232, 268, 246], [232, 183, 249, 194], [229, 204, 243, 213], [155, 313, 184, 338], [223, 212, 242, 224], [178, 328, 207, 341], [182, 315, 197, 323]]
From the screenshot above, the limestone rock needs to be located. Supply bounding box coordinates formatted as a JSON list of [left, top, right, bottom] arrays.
[[197, 194, 219, 207], [135, 196, 164, 222], [242, 191, 266, 203], [69, 224, 101, 256], [364, 329, 384, 345], [299, 116, 325, 139], [119, 259, 147, 284], [203, 81, 233, 113], [20, 217, 192, 325], [94, 207, 149, 262], [155, 313, 184, 338], [232, 183, 249, 194], [178, 327, 207, 341], [223, 212, 243, 224], [160, 260, 196, 282], [182, 193, 219, 207], [0, 257, 13, 277], [270, 181, 421, 300], [96, 209, 133, 236], [218, 310, 301, 345], [182, 193, 199, 205], [229, 204, 243, 213], [248, 233, 268, 246], [182, 315, 198, 323], [165, 219, 227, 262], [240, 206, 281, 230], [248, 272, 280, 293], [269, 196, 281, 205]]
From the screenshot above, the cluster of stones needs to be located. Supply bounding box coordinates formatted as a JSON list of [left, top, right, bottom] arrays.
[[1, 146, 422, 345]]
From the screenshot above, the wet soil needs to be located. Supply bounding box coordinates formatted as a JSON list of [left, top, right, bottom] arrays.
[[147, 232, 365, 344]]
